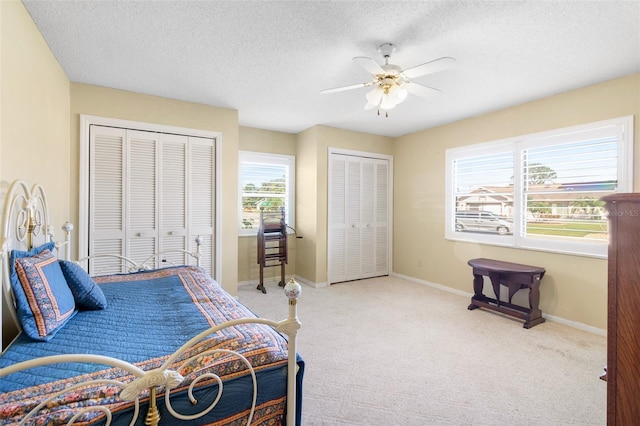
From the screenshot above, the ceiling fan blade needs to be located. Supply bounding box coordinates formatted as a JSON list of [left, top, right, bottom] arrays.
[[402, 57, 457, 79], [353, 56, 385, 75], [320, 81, 374, 94], [404, 82, 442, 99]]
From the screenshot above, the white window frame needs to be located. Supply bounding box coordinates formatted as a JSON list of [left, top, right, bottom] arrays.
[[445, 116, 633, 258], [238, 151, 295, 236]]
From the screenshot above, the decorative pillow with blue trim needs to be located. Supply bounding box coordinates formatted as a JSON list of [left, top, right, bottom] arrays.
[[9, 241, 56, 296], [59, 260, 107, 310], [11, 246, 76, 341]]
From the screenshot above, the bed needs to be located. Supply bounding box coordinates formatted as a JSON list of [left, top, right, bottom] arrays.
[[0, 180, 303, 425]]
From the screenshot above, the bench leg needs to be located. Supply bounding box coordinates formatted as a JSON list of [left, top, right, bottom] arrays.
[[468, 273, 485, 310], [523, 273, 545, 328]]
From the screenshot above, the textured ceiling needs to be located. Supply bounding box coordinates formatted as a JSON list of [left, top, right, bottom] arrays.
[[23, 0, 640, 138]]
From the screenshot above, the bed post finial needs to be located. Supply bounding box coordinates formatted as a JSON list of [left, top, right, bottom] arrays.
[[284, 278, 301, 305], [62, 221, 74, 235]]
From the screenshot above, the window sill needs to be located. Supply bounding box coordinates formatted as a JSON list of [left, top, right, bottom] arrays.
[[445, 236, 608, 259]]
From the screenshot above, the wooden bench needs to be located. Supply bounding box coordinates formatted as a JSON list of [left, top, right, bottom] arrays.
[[467, 258, 545, 329]]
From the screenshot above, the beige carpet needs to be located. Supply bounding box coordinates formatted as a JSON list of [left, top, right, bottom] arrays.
[[238, 276, 606, 426]]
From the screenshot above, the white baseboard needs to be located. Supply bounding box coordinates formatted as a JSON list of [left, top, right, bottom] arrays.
[[239, 275, 327, 289], [391, 272, 606, 336], [392, 272, 472, 298], [542, 313, 606, 336], [293, 275, 328, 288]]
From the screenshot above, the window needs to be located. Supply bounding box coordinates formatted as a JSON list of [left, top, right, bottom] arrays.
[[445, 116, 633, 257], [238, 151, 295, 235]]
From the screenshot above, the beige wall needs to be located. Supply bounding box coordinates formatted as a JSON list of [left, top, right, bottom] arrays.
[[1, 1, 71, 226], [394, 73, 640, 330], [237, 126, 297, 284], [70, 84, 240, 294], [0, 0, 71, 346], [296, 125, 394, 284], [293, 126, 319, 283], [239, 126, 296, 154]]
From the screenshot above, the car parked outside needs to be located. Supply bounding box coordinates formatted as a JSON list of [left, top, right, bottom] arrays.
[[455, 210, 513, 235]]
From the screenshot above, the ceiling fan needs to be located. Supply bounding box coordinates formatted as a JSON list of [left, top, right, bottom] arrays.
[[321, 43, 456, 116]]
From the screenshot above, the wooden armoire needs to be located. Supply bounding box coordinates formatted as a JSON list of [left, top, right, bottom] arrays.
[[602, 193, 640, 425]]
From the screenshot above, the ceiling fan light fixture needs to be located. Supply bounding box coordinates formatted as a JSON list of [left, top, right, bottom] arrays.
[[365, 86, 385, 109], [320, 42, 455, 116], [380, 93, 397, 110], [388, 84, 408, 104], [365, 86, 384, 105]]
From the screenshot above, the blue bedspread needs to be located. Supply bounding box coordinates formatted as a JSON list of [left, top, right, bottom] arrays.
[[0, 266, 303, 425]]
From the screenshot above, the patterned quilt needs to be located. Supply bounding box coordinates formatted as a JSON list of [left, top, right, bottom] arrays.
[[0, 266, 300, 425]]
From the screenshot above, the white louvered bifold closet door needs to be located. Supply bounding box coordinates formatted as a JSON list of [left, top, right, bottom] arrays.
[[374, 160, 389, 276], [345, 156, 363, 280], [88, 125, 215, 276], [159, 134, 188, 267], [329, 153, 390, 284], [189, 137, 215, 274], [329, 155, 347, 282], [90, 126, 126, 274], [128, 130, 159, 269]]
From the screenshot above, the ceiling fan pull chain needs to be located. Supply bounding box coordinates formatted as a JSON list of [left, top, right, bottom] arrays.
[[376, 108, 390, 118]]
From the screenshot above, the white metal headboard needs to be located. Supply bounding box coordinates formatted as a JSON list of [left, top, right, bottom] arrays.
[[0, 180, 71, 349]]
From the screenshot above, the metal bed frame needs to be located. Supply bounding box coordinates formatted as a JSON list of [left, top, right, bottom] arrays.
[[0, 180, 302, 425]]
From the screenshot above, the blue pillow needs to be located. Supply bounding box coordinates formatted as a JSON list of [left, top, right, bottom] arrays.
[[9, 242, 56, 307], [59, 260, 107, 310], [9, 241, 56, 277], [12, 248, 76, 341]]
